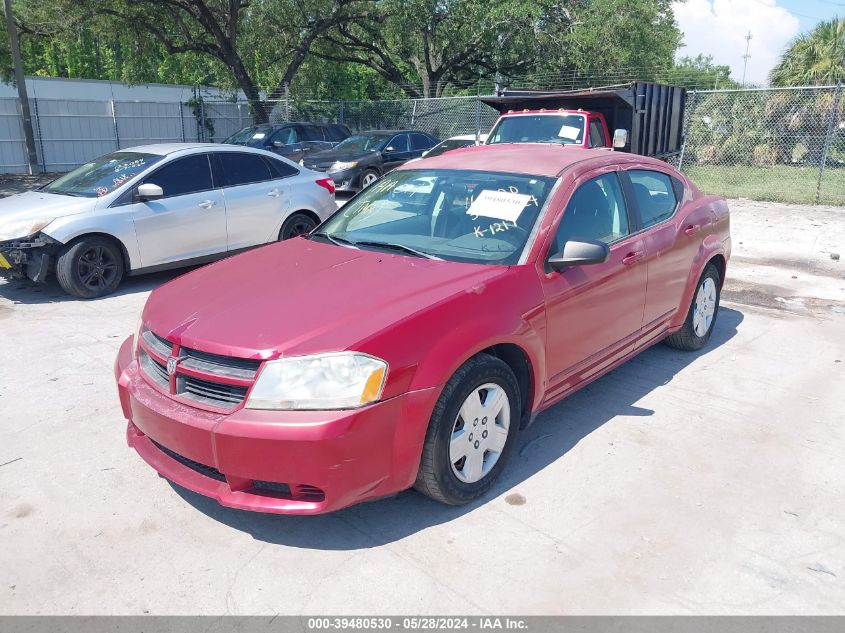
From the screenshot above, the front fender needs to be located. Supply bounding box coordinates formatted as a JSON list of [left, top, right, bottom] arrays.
[[43, 212, 141, 270]]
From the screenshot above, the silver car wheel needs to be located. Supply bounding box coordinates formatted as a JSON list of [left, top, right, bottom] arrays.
[[449, 383, 511, 484], [362, 172, 378, 188], [693, 277, 717, 337]]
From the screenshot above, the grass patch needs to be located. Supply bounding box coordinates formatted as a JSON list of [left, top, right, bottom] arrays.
[[683, 164, 845, 206]]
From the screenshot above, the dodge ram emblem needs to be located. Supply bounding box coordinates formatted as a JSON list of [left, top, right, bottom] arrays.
[[166, 357, 179, 376]]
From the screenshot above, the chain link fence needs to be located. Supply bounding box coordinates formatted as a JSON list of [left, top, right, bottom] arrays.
[[1, 85, 843, 205], [677, 85, 845, 206]]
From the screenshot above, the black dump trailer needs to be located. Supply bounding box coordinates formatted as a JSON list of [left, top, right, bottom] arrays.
[[480, 82, 686, 159]]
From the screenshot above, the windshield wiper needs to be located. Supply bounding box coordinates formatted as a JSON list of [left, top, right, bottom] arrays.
[[354, 241, 443, 260], [310, 232, 360, 249]]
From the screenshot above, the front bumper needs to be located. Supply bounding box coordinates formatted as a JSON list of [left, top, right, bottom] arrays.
[[114, 336, 438, 514], [0, 233, 58, 282]]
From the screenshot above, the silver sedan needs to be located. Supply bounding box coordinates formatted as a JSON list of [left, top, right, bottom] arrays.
[[0, 143, 338, 298]]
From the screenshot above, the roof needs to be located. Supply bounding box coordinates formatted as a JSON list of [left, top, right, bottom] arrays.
[[116, 143, 272, 156], [398, 144, 630, 178]]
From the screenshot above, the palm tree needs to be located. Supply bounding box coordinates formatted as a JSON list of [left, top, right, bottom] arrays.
[[770, 17, 845, 86]]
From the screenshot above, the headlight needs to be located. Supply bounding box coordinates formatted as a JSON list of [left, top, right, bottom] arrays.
[[0, 217, 55, 242], [328, 161, 357, 172], [246, 352, 387, 410]]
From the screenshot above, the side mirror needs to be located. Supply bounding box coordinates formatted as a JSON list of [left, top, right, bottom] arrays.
[[135, 183, 163, 202], [612, 129, 629, 149], [272, 140, 285, 148], [384, 146, 396, 152], [421, 150, 429, 157], [548, 239, 609, 271]]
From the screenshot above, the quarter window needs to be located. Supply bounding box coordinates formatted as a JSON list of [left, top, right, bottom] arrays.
[[264, 156, 298, 179], [552, 173, 630, 253], [217, 152, 273, 187], [143, 154, 212, 198], [628, 169, 678, 228]]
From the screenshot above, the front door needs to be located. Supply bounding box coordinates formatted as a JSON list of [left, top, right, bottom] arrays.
[[382, 134, 412, 171], [540, 170, 648, 401], [130, 154, 227, 268]]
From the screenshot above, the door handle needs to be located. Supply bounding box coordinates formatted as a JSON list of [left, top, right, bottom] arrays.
[[684, 224, 701, 236], [622, 251, 644, 266], [197, 200, 215, 209], [267, 188, 281, 197]]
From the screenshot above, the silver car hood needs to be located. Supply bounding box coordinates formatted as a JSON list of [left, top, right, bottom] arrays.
[[0, 190, 99, 222]]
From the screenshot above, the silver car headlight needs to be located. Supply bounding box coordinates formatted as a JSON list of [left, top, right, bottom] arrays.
[[328, 160, 357, 172], [245, 352, 388, 410], [0, 217, 55, 242]]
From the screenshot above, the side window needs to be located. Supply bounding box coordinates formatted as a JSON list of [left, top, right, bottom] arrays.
[[387, 134, 409, 152], [217, 152, 273, 187], [589, 119, 606, 148], [628, 169, 679, 228], [143, 154, 212, 198], [263, 156, 298, 179], [300, 125, 324, 141], [552, 173, 629, 253], [270, 127, 297, 146], [410, 133, 433, 150], [325, 126, 347, 142]]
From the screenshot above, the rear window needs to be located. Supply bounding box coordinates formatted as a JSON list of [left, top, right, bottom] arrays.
[[488, 114, 586, 145]]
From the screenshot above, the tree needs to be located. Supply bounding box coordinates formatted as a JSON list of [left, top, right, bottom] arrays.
[[664, 55, 738, 90], [66, 0, 380, 121], [543, 0, 682, 84], [770, 17, 845, 86], [315, 0, 549, 98]]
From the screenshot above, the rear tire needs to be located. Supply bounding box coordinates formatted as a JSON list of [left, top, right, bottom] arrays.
[[665, 263, 721, 351], [415, 354, 520, 505], [55, 236, 124, 299], [279, 212, 317, 240]]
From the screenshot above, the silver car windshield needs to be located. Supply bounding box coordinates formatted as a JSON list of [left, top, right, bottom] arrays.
[[314, 169, 556, 265], [43, 151, 163, 198]]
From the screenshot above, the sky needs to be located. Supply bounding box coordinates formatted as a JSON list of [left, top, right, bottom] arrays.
[[673, 0, 843, 85]]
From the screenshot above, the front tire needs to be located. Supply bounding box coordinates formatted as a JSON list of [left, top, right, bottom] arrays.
[[279, 212, 317, 240], [665, 263, 721, 351], [415, 354, 520, 505], [55, 236, 124, 299], [360, 169, 379, 189]]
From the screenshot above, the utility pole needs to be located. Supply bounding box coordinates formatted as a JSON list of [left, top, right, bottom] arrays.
[[2, 0, 39, 174], [741, 30, 753, 88]]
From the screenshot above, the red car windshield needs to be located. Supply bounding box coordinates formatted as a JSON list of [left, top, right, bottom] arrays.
[[488, 114, 586, 145], [314, 169, 556, 265]]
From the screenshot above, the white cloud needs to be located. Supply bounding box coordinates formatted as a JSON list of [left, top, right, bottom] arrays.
[[673, 0, 801, 85]]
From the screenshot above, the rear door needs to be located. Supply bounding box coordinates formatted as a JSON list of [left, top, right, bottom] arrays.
[[410, 133, 436, 158], [382, 134, 412, 170], [299, 124, 328, 160], [129, 153, 227, 267], [213, 151, 292, 250], [540, 169, 647, 401], [625, 168, 712, 328]]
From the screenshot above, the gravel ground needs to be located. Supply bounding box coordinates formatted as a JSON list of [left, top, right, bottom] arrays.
[[0, 193, 843, 615]]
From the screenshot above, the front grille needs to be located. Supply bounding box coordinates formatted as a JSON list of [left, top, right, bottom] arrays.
[[139, 329, 263, 410], [152, 440, 226, 482], [182, 375, 248, 407], [252, 480, 293, 497]]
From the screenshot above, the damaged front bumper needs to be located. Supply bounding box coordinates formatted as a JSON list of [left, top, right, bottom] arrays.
[[0, 233, 60, 283]]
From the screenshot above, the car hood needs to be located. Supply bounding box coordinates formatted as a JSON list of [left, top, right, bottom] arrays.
[[143, 238, 508, 359], [0, 191, 97, 238]]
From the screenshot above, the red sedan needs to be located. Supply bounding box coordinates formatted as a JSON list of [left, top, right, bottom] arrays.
[[114, 145, 730, 514]]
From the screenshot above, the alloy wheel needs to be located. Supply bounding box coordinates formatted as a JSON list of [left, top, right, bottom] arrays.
[[77, 245, 119, 293]]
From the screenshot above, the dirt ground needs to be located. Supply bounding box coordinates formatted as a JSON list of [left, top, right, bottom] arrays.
[[0, 195, 843, 615]]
